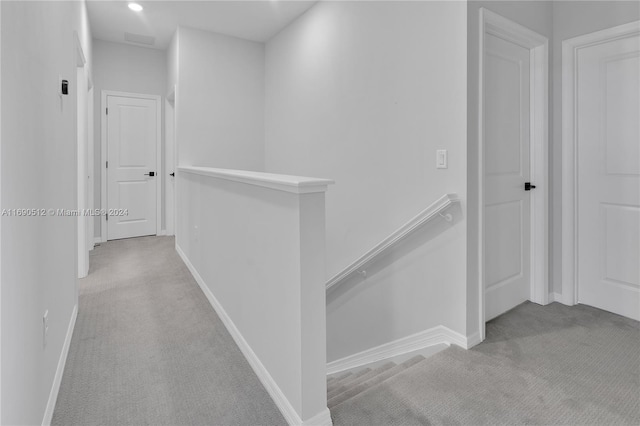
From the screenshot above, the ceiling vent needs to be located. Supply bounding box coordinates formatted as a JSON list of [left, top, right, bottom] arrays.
[[124, 32, 155, 46]]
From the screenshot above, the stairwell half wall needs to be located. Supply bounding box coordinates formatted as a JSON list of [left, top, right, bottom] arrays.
[[264, 0, 470, 361]]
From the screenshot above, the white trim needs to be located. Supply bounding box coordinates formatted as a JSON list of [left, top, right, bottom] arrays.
[[0, 3, 3, 418], [465, 331, 482, 349], [77, 65, 88, 278], [74, 32, 86, 67], [93, 237, 102, 245], [301, 409, 332, 426], [175, 244, 331, 426], [478, 8, 549, 340], [88, 87, 95, 251], [100, 91, 107, 243], [327, 325, 479, 376], [157, 230, 167, 236], [164, 97, 176, 236], [326, 194, 459, 291], [178, 166, 334, 194], [549, 292, 562, 303], [167, 85, 176, 104], [561, 20, 640, 307], [42, 304, 78, 426], [75, 31, 90, 279], [101, 90, 162, 242]]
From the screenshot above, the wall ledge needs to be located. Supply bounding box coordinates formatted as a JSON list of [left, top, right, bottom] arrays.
[[178, 166, 334, 194]]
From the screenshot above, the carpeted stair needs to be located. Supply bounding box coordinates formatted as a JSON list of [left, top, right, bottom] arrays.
[[326, 302, 640, 425], [326, 355, 426, 410]]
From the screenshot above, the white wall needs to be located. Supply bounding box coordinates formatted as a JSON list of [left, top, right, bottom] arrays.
[[167, 31, 178, 97], [175, 26, 265, 171], [176, 168, 330, 423], [264, 1, 469, 361], [1, 1, 92, 424], [466, 0, 553, 338], [550, 1, 640, 295], [92, 39, 167, 237]]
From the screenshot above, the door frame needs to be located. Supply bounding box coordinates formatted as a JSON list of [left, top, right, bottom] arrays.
[[478, 8, 549, 340], [561, 20, 640, 306], [100, 90, 162, 242], [75, 31, 89, 278], [165, 85, 176, 236]]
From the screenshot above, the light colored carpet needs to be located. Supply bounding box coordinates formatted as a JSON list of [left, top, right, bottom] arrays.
[[52, 236, 286, 426], [53, 235, 640, 425], [330, 301, 640, 425]]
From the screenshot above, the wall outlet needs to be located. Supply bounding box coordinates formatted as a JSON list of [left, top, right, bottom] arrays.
[[436, 149, 448, 169], [43, 310, 49, 348]]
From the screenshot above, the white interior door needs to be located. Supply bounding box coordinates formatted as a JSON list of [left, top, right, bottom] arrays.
[[576, 31, 640, 320], [107, 95, 158, 240], [484, 32, 532, 321]]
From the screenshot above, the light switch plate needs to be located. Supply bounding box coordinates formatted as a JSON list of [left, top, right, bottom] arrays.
[[436, 149, 448, 169], [43, 310, 49, 348]]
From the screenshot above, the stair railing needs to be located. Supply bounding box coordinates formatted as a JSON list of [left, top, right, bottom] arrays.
[[325, 193, 460, 292]]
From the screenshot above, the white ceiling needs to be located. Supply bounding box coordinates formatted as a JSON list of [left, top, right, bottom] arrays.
[[87, 0, 317, 49]]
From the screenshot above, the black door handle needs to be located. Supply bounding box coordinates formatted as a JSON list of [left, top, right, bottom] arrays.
[[144, 171, 155, 177], [169, 172, 175, 177], [525, 182, 536, 191]]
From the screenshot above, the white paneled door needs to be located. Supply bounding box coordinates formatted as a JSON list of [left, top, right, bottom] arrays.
[[484, 32, 532, 321], [576, 32, 640, 320], [107, 95, 158, 240]]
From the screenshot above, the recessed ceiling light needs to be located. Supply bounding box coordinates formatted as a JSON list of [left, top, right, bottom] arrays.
[[128, 3, 143, 12]]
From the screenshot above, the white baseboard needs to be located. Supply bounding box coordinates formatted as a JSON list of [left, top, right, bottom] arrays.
[[327, 325, 478, 375], [464, 331, 482, 349], [93, 236, 103, 245], [302, 408, 332, 426], [175, 244, 330, 426], [157, 230, 167, 236], [42, 304, 78, 426], [549, 292, 575, 306]]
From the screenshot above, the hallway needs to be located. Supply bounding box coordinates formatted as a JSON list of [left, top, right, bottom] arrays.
[[52, 236, 640, 425], [52, 237, 285, 425]]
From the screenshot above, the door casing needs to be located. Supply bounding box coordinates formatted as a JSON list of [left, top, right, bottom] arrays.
[[478, 8, 549, 340], [76, 31, 89, 279], [165, 86, 176, 237], [100, 90, 162, 242], [561, 20, 640, 306]]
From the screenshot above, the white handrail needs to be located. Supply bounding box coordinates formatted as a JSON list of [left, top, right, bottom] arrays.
[[326, 193, 459, 292]]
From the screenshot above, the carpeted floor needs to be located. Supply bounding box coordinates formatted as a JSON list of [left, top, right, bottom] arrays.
[[52, 236, 286, 426], [330, 301, 640, 425], [53, 236, 640, 425]]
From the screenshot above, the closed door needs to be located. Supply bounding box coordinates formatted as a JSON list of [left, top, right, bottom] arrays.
[[107, 95, 158, 240], [577, 31, 640, 320], [484, 32, 532, 321]]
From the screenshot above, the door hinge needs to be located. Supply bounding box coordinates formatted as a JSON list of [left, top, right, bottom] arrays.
[[106, 107, 108, 115], [106, 213, 109, 221], [106, 161, 108, 169]]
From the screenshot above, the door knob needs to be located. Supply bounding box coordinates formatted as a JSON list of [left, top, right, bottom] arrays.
[[144, 171, 155, 177], [169, 172, 175, 177], [524, 182, 536, 191]]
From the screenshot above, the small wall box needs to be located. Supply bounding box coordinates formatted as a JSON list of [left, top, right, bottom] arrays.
[[436, 149, 447, 169]]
